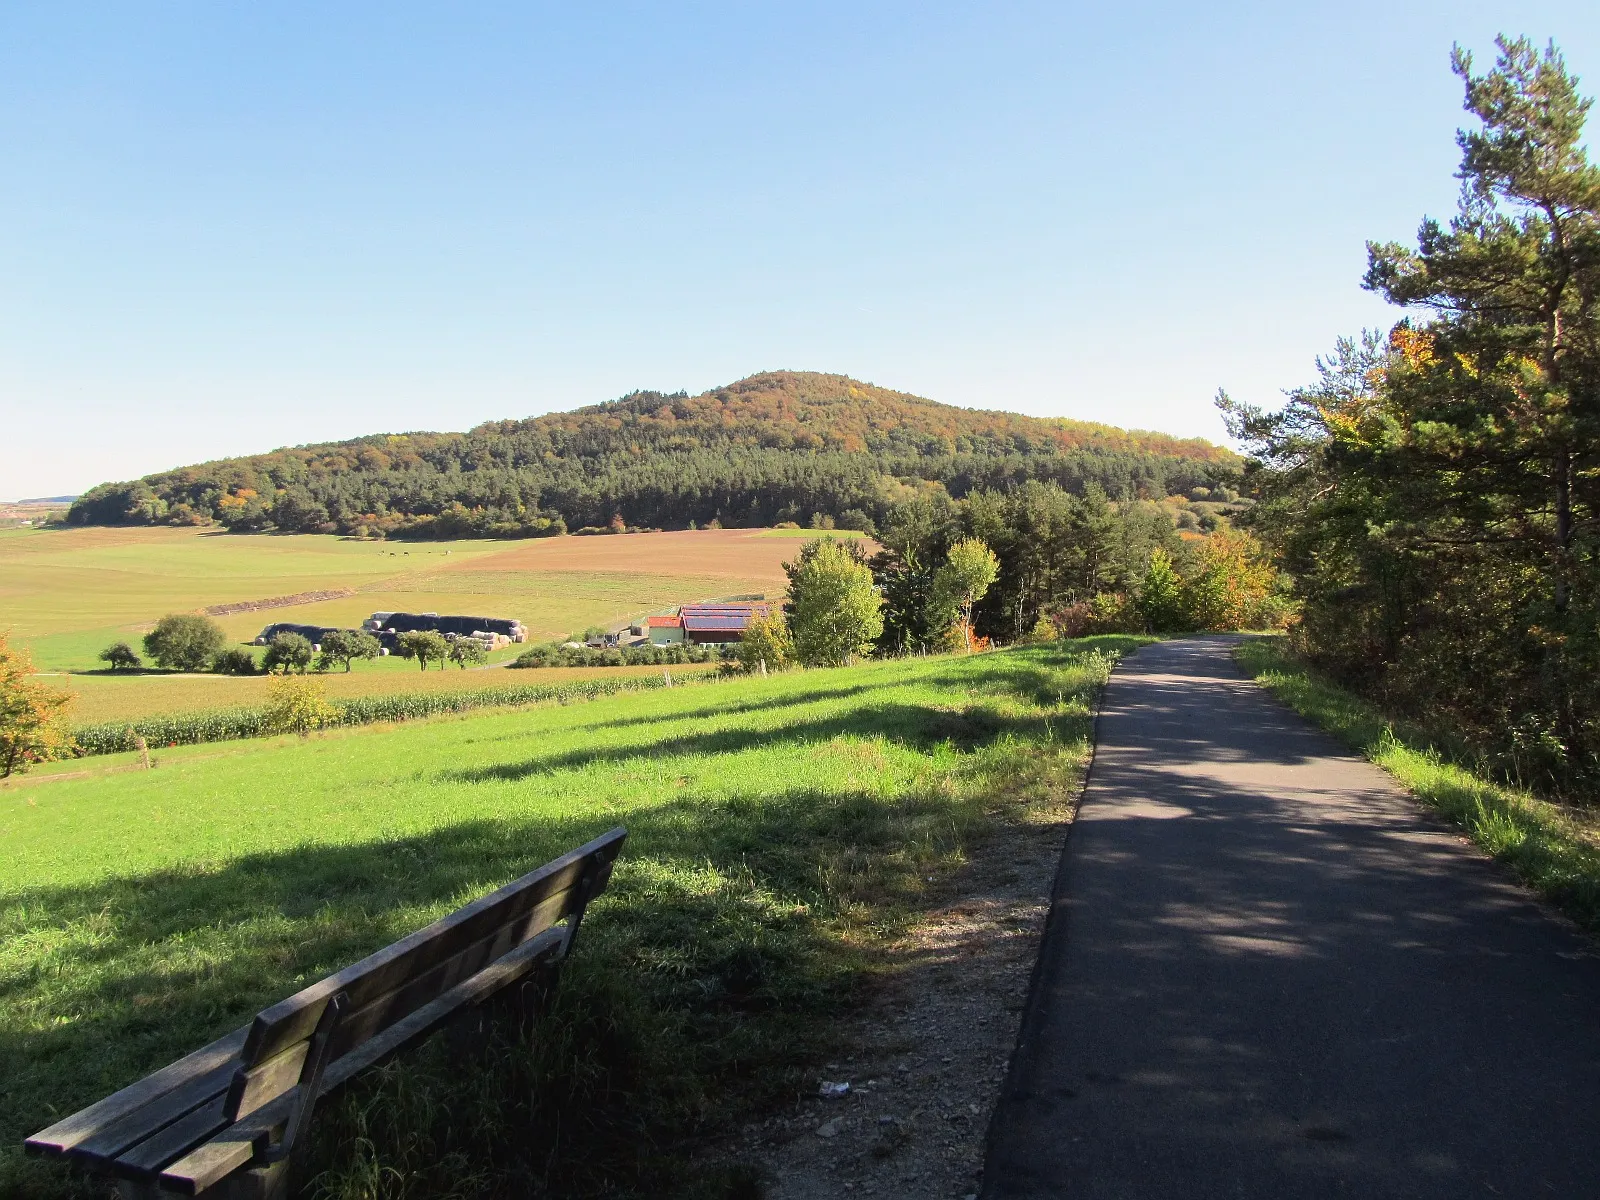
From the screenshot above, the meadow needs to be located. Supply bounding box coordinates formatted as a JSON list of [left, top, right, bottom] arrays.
[[1, 525, 839, 723], [0, 640, 1130, 1199]]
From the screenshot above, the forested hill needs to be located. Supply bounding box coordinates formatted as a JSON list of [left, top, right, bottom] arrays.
[[68, 371, 1237, 537]]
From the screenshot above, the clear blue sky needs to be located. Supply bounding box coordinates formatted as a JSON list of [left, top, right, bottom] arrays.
[[2, 2, 1596, 499]]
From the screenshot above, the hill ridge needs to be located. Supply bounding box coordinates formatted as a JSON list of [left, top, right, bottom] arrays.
[[68, 371, 1235, 538]]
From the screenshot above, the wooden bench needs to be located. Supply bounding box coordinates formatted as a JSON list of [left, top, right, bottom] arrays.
[[26, 827, 628, 1199]]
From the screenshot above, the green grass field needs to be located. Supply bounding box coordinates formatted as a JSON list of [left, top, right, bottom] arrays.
[[1, 525, 821, 725], [1, 640, 1133, 1199]]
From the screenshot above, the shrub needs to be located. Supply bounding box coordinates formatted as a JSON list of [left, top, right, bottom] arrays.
[[98, 641, 142, 671], [263, 676, 338, 737], [738, 610, 794, 673], [1, 633, 74, 776], [212, 648, 258, 675], [143, 613, 227, 671], [1136, 550, 1188, 633]]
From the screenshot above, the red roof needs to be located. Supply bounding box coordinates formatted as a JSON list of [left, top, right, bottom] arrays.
[[646, 615, 681, 627]]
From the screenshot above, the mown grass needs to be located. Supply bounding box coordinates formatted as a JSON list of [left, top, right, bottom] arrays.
[[1, 639, 1138, 1199], [1236, 637, 1600, 932]]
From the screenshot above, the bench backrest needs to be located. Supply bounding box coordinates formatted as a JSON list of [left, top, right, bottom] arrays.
[[224, 825, 627, 1122], [26, 825, 628, 1191]]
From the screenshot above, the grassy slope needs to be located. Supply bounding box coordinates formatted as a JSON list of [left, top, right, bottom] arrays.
[[1236, 638, 1600, 931], [1, 639, 1138, 1199]]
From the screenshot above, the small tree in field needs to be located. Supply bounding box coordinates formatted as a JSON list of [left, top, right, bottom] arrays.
[[143, 613, 227, 671], [263, 631, 314, 674], [929, 537, 1000, 652], [738, 609, 794, 673], [398, 630, 450, 671], [785, 539, 884, 667], [1, 633, 74, 777], [448, 637, 489, 669], [98, 641, 142, 671], [263, 675, 338, 738], [317, 629, 381, 673]]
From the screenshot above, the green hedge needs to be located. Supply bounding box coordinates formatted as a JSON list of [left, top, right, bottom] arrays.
[[71, 674, 700, 757]]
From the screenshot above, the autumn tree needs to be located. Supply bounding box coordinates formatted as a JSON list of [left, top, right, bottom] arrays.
[[929, 538, 1001, 652], [738, 609, 795, 673], [0, 633, 74, 777]]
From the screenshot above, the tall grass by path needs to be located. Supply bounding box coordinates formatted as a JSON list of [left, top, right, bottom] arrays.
[[1, 638, 1141, 1199], [1235, 637, 1600, 932]]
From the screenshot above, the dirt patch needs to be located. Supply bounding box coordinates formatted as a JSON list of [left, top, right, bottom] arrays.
[[201, 588, 355, 616], [730, 814, 1069, 1198]]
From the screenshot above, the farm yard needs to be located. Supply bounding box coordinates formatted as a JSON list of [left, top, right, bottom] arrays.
[[0, 525, 838, 724], [0, 640, 1126, 1199]]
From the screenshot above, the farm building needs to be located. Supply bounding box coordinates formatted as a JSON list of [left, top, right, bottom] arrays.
[[364, 611, 528, 646], [646, 615, 685, 645], [679, 602, 773, 645]]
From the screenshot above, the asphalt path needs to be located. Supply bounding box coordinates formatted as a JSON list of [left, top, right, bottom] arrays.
[[982, 637, 1600, 1198]]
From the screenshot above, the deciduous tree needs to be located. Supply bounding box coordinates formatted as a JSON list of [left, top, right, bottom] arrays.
[[448, 637, 489, 669], [98, 641, 141, 671], [0, 633, 74, 777], [317, 629, 381, 673], [738, 610, 795, 673], [143, 613, 227, 671], [929, 538, 1000, 652], [785, 539, 884, 667], [263, 631, 314, 674], [398, 630, 450, 671]]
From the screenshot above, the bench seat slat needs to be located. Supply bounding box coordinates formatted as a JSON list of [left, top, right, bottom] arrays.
[[110, 1097, 230, 1180], [67, 1066, 232, 1169], [159, 927, 568, 1195], [25, 1026, 248, 1158], [240, 829, 624, 1067]]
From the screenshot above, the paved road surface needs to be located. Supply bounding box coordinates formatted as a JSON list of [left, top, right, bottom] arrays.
[[983, 637, 1600, 1198]]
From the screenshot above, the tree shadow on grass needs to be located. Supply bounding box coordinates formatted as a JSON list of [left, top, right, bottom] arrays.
[[1, 643, 1119, 1199], [1, 713, 1080, 1198]]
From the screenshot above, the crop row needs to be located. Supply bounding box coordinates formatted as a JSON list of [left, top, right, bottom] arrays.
[[70, 673, 699, 757]]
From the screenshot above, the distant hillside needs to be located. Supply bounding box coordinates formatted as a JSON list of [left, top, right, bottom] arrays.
[[68, 372, 1237, 537]]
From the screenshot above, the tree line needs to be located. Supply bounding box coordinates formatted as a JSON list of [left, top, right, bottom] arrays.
[[65, 372, 1234, 538], [1223, 36, 1600, 795]]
